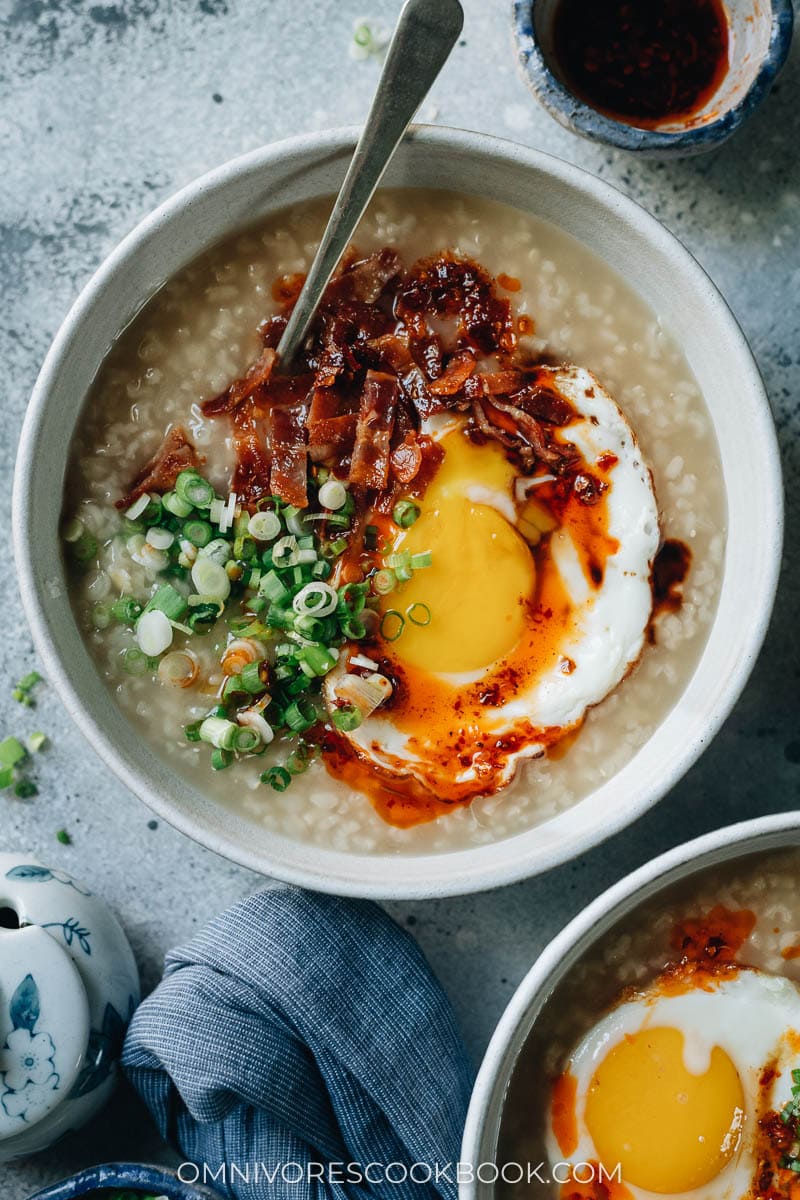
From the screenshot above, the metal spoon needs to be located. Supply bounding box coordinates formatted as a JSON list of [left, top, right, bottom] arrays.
[[276, 0, 464, 370]]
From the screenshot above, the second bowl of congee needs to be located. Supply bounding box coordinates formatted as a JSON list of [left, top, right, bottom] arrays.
[[18, 131, 778, 892], [467, 817, 800, 1200]]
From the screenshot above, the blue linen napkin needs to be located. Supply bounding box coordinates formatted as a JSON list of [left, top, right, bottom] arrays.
[[122, 889, 473, 1200]]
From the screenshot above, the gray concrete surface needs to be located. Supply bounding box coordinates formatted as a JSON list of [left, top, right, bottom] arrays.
[[1, 0, 798, 1192]]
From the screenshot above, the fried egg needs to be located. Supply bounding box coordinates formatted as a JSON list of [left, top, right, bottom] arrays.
[[547, 967, 800, 1200], [325, 366, 659, 809]]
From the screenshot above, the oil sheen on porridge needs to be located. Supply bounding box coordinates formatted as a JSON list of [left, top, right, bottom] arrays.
[[497, 849, 800, 1198], [65, 190, 726, 855]]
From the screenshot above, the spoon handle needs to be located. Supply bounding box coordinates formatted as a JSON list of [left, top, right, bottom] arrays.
[[277, 0, 464, 369]]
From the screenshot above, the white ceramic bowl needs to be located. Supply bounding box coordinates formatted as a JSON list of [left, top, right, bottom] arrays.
[[13, 126, 782, 899], [460, 812, 800, 1197]]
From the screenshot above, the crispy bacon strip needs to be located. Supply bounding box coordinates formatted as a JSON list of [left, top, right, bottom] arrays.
[[325, 248, 402, 304], [390, 431, 423, 484], [117, 425, 199, 509], [510, 379, 575, 425], [307, 388, 358, 463], [202, 347, 277, 417], [349, 371, 398, 490], [427, 350, 476, 397], [270, 404, 308, 508], [231, 409, 271, 507], [369, 334, 438, 419], [481, 396, 575, 470], [477, 369, 524, 396]]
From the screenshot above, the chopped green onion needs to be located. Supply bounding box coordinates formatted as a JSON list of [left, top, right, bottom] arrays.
[[122, 647, 157, 676], [184, 519, 213, 548], [239, 659, 268, 694], [272, 534, 300, 567], [199, 716, 239, 750], [232, 725, 261, 753], [332, 704, 362, 732], [28, 732, 48, 753], [259, 570, 290, 603], [175, 470, 215, 508], [56, 829, 72, 845], [341, 616, 367, 640], [136, 609, 174, 656], [14, 780, 38, 799], [392, 499, 420, 528], [285, 506, 310, 537], [286, 749, 310, 775], [283, 697, 317, 732], [364, 524, 379, 551], [338, 582, 368, 614], [380, 610, 405, 641], [198, 537, 232, 566], [0, 766, 14, 789], [111, 596, 143, 624], [407, 601, 431, 626], [261, 765, 291, 792], [162, 490, 194, 518], [297, 644, 337, 677], [248, 510, 282, 542], [187, 604, 219, 635], [233, 535, 256, 561], [143, 583, 188, 622], [125, 493, 151, 521], [385, 551, 412, 581], [372, 568, 396, 596], [223, 674, 244, 700], [72, 532, 98, 563], [292, 581, 338, 617], [327, 537, 348, 557], [184, 720, 203, 743], [142, 496, 163, 524], [0, 737, 27, 768], [318, 479, 348, 510], [409, 550, 432, 569], [191, 558, 231, 601], [211, 748, 233, 771], [146, 526, 175, 551]]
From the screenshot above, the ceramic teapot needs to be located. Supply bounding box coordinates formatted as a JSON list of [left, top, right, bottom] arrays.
[[0, 852, 140, 1161]]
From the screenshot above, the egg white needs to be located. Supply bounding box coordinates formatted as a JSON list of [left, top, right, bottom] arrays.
[[547, 969, 800, 1200], [326, 366, 660, 791]]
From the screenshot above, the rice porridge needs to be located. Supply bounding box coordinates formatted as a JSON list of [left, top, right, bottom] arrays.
[[63, 189, 726, 855]]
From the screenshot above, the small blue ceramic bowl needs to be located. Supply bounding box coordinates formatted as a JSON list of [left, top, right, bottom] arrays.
[[27, 1162, 224, 1200], [512, 0, 794, 154]]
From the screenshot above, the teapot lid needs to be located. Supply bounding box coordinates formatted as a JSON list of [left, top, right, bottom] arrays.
[[0, 920, 89, 1139]]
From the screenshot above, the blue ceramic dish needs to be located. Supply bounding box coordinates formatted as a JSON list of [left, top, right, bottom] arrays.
[[27, 1162, 224, 1200], [512, 0, 794, 154]]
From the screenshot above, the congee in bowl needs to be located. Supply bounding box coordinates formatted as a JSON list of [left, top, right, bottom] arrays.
[[62, 187, 724, 856], [492, 833, 800, 1199]]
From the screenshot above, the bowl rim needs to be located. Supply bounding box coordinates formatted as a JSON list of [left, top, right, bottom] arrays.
[[511, 0, 795, 152], [460, 810, 800, 1195], [13, 123, 784, 898]]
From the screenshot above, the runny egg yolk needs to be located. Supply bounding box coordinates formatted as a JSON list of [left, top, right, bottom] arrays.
[[385, 429, 535, 674], [583, 1026, 744, 1194]]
